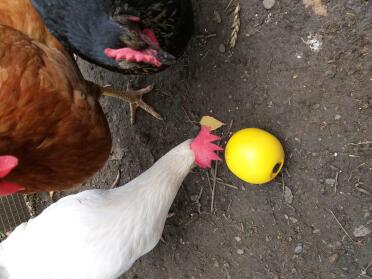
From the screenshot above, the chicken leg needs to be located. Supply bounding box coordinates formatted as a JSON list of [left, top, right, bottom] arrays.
[[101, 83, 162, 125]]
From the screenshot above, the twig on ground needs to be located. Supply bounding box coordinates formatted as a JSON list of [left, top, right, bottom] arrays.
[[333, 171, 340, 193], [361, 261, 372, 278], [216, 179, 239, 190], [355, 186, 371, 195], [348, 162, 367, 182], [347, 141, 372, 146], [195, 33, 217, 39], [210, 162, 218, 213], [181, 105, 197, 124], [206, 172, 213, 194], [328, 209, 354, 243], [225, 0, 235, 12], [222, 120, 234, 141], [110, 170, 121, 189], [197, 185, 204, 201]]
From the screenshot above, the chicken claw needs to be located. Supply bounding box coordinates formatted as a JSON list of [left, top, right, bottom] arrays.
[[102, 84, 163, 125]]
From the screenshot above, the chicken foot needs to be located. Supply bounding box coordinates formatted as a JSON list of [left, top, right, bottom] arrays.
[[101, 84, 163, 125]]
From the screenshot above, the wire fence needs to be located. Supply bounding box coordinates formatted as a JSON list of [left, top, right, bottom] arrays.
[[0, 195, 30, 237]]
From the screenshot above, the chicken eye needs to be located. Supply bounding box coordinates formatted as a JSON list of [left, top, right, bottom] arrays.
[[120, 33, 147, 50]]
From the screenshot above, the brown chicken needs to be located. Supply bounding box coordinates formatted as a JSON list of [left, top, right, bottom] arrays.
[[0, 24, 112, 194], [0, 0, 160, 195]]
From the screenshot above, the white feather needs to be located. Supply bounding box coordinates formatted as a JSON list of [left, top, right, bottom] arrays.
[[0, 139, 195, 279]]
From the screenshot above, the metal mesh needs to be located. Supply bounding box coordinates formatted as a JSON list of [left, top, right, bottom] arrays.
[[0, 194, 30, 234]]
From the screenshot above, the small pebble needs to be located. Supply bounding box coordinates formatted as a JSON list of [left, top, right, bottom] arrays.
[[353, 225, 371, 237], [190, 194, 199, 202], [312, 103, 321, 110], [263, 0, 275, 9], [324, 70, 336, 79], [329, 253, 339, 264], [325, 178, 336, 185], [327, 241, 342, 249], [284, 186, 293, 204], [313, 229, 321, 234], [213, 10, 222, 23], [289, 217, 298, 224], [237, 249, 245, 255], [219, 44, 226, 53], [294, 243, 303, 254], [334, 114, 342, 120], [234, 236, 242, 242]]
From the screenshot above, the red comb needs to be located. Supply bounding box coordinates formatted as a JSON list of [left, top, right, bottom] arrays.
[[190, 126, 223, 169]]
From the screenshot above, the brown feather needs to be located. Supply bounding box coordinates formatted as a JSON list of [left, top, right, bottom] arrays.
[[0, 24, 112, 193], [0, 0, 64, 51]]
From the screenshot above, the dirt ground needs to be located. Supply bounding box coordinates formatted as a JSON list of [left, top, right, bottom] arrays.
[[29, 0, 371, 278]]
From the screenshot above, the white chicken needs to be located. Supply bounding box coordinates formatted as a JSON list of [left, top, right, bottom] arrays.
[[0, 126, 221, 279]]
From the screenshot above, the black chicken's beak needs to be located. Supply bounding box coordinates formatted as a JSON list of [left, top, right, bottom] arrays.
[[156, 49, 176, 66]]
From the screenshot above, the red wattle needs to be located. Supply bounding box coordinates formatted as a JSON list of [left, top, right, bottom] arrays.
[[104, 48, 161, 67], [0, 155, 18, 178], [0, 182, 24, 196]]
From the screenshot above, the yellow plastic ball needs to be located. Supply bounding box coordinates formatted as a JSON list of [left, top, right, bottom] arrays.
[[225, 128, 285, 184]]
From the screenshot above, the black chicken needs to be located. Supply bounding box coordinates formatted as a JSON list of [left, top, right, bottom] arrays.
[[31, 0, 194, 123]]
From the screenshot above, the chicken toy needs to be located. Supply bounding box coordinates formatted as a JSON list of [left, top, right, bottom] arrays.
[[0, 126, 222, 279]]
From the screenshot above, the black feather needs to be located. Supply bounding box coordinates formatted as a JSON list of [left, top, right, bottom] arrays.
[[31, 0, 194, 74]]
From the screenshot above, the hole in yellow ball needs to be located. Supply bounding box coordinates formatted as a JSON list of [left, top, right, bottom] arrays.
[[272, 163, 282, 175]]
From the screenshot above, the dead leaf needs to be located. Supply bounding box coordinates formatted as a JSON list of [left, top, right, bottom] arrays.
[[200, 116, 225, 131], [284, 186, 293, 204], [303, 0, 327, 16]]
